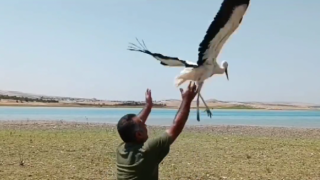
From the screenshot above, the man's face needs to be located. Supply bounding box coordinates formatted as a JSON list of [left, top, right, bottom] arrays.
[[133, 116, 148, 143]]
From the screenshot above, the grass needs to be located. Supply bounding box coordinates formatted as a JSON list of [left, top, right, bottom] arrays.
[[1, 121, 320, 180]]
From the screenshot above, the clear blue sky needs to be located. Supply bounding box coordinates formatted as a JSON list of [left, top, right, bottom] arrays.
[[1, 1, 320, 104]]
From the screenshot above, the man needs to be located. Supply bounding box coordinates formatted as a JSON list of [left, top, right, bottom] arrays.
[[116, 82, 198, 180]]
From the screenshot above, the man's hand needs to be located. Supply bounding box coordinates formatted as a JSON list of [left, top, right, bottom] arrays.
[[145, 89, 153, 107], [138, 88, 153, 123], [179, 82, 198, 103]]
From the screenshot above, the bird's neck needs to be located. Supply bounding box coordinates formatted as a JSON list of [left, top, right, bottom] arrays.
[[215, 66, 225, 74]]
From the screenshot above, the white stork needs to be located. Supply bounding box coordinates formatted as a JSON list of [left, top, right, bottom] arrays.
[[128, 0, 250, 121]]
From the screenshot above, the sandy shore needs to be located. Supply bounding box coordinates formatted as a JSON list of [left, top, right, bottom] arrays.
[[1, 120, 319, 139], [1, 101, 318, 110]]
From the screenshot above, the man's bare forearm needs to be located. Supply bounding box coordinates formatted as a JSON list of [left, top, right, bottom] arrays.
[[138, 103, 152, 123], [173, 100, 189, 123], [172, 100, 191, 127], [167, 99, 192, 142]]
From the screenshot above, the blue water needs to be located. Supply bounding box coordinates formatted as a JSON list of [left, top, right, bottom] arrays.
[[0, 106, 319, 128]]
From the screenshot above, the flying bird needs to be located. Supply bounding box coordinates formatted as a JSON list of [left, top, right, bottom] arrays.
[[128, 0, 250, 121]]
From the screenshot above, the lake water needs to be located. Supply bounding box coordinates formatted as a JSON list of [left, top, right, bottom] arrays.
[[0, 106, 319, 128]]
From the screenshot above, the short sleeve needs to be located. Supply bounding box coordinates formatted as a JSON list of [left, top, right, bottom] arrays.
[[144, 132, 173, 158]]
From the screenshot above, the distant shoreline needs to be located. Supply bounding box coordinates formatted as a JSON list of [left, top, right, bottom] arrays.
[[1, 93, 319, 111], [0, 102, 318, 111]]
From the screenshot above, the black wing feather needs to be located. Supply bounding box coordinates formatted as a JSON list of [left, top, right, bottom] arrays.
[[128, 38, 198, 68], [197, 0, 250, 66]]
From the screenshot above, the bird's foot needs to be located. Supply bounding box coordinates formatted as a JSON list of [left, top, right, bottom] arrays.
[[205, 108, 212, 118]]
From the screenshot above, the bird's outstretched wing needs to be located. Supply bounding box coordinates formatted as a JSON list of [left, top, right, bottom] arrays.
[[197, 0, 250, 66], [128, 38, 198, 68]]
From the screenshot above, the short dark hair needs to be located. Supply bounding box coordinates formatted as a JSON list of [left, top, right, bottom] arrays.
[[117, 113, 140, 143]]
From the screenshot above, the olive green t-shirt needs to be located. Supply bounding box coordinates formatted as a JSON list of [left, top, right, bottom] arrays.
[[116, 132, 173, 180]]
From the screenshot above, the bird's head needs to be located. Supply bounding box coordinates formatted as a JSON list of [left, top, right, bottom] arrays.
[[221, 61, 229, 81]]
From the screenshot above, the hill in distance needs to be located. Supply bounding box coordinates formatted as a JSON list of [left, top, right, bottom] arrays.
[[0, 90, 319, 110]]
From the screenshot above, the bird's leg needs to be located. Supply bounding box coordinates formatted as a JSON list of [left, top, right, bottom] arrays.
[[199, 93, 212, 118], [196, 81, 204, 122], [196, 92, 200, 121]]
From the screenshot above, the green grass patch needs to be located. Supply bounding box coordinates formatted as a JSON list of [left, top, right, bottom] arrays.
[[0, 124, 319, 179]]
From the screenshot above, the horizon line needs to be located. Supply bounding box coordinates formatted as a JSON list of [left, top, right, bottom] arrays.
[[0, 89, 319, 105]]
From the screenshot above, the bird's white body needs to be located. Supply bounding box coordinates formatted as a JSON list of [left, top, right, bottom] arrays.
[[174, 62, 227, 87], [175, 65, 212, 87], [174, 61, 228, 120]]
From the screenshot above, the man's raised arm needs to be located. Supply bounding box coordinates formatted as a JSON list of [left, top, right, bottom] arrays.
[[138, 89, 153, 123], [144, 82, 197, 155], [166, 82, 198, 143]]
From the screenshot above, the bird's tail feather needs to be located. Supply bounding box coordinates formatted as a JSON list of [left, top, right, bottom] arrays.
[[174, 78, 188, 87], [174, 67, 195, 87]]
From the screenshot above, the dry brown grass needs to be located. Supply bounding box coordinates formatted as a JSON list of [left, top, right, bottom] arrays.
[[0, 121, 320, 180]]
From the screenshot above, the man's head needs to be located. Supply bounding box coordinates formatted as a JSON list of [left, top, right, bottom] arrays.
[[117, 113, 148, 143]]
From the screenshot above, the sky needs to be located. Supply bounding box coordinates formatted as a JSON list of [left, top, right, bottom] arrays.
[[0, 0, 320, 104]]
